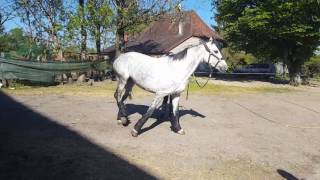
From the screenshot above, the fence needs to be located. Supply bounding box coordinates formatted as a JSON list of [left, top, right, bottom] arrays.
[[0, 57, 110, 83]]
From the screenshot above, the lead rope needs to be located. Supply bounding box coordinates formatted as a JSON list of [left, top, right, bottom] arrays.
[[186, 81, 190, 100]]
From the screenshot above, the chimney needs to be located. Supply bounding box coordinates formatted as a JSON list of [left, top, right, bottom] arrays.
[[177, 3, 183, 35], [178, 21, 183, 35]]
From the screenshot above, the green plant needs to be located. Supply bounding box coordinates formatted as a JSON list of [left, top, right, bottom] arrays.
[[304, 56, 320, 78], [214, 0, 320, 85]]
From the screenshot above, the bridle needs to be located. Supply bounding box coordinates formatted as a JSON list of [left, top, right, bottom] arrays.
[[191, 43, 222, 87]]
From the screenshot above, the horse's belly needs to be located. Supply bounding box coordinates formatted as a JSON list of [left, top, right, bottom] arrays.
[[128, 61, 186, 94], [132, 75, 186, 94]]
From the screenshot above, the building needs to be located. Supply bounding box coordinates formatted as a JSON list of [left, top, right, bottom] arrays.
[[103, 10, 223, 58]]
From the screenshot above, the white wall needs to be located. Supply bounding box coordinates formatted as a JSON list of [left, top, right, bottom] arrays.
[[170, 37, 203, 54]]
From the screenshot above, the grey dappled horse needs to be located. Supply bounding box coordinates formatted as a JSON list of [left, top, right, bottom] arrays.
[[113, 38, 227, 137]]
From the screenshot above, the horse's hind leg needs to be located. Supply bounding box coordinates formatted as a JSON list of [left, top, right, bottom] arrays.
[[161, 95, 173, 119], [131, 94, 165, 137], [171, 94, 185, 135], [114, 77, 129, 125]]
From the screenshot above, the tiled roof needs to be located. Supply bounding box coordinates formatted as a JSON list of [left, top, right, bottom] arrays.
[[103, 10, 223, 55]]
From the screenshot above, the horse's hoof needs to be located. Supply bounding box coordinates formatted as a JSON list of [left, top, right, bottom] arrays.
[[118, 117, 130, 126], [117, 120, 123, 125], [131, 129, 139, 137], [177, 129, 185, 135]]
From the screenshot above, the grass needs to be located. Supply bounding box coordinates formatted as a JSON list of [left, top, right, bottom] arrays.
[[186, 80, 292, 95], [1, 81, 118, 96], [313, 76, 320, 82], [1, 79, 294, 97]]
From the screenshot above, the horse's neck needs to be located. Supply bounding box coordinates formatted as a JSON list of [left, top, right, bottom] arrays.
[[171, 45, 205, 82]]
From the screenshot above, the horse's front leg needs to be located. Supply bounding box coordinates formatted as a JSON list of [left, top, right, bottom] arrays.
[[117, 79, 134, 125], [114, 78, 129, 125], [171, 94, 185, 135], [131, 94, 165, 137]]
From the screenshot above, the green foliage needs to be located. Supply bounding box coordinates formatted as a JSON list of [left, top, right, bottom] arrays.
[[214, 0, 320, 85], [113, 0, 182, 54], [0, 28, 50, 60], [68, 0, 113, 37], [115, 0, 149, 34], [0, 35, 10, 52], [222, 47, 257, 72], [13, 0, 67, 60], [87, 1, 113, 39], [222, 47, 256, 64], [67, 0, 113, 54], [215, 0, 320, 54], [304, 56, 320, 77]]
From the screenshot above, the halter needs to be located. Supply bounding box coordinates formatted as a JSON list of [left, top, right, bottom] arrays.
[[203, 43, 222, 69]]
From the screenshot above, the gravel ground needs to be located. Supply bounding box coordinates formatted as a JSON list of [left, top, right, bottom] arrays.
[[0, 85, 320, 179]]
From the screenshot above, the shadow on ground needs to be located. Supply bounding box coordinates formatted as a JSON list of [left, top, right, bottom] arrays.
[[0, 92, 156, 180], [212, 74, 289, 84], [277, 169, 300, 180], [126, 104, 205, 134]]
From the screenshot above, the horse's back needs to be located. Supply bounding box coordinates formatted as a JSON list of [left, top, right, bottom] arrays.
[[114, 52, 164, 70], [114, 52, 148, 65]]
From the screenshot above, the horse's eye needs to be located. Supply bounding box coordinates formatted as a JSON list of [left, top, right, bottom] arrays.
[[214, 50, 218, 54]]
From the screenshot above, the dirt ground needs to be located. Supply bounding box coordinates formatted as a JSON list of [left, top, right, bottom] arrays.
[[1, 81, 320, 179]]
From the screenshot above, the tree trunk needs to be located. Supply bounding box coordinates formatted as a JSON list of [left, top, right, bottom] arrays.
[[79, 0, 87, 60], [57, 49, 64, 61], [96, 38, 101, 55], [51, 32, 64, 61], [115, 26, 126, 58], [289, 71, 302, 86], [95, 25, 101, 55], [287, 57, 303, 86], [115, 0, 126, 58]]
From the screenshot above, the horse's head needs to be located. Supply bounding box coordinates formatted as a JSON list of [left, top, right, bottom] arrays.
[[202, 38, 228, 72]]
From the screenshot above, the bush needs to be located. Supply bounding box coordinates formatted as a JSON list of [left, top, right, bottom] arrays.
[[304, 56, 320, 78], [222, 48, 257, 65]]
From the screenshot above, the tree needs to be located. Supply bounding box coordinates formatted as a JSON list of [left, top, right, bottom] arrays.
[[221, 47, 257, 72], [0, 1, 13, 34], [0, 28, 49, 59], [213, 0, 320, 85], [79, 0, 87, 58], [0, 35, 10, 52], [111, 0, 182, 57], [14, 0, 67, 60], [305, 55, 320, 78], [67, 0, 89, 59], [68, 0, 113, 56], [87, 0, 113, 55]]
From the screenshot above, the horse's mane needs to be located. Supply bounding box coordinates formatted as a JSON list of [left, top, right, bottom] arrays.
[[169, 48, 188, 61], [169, 40, 208, 61]]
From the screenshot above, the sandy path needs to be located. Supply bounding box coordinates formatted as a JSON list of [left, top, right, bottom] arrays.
[[1, 87, 319, 179]]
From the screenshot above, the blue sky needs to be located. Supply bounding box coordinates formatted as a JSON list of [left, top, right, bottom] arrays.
[[4, 0, 216, 30], [183, 0, 216, 27]]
